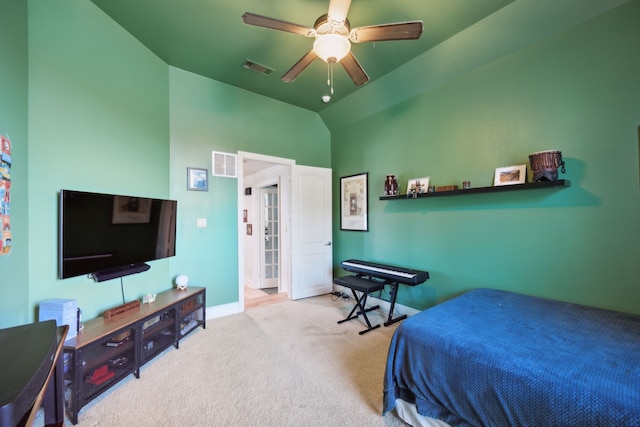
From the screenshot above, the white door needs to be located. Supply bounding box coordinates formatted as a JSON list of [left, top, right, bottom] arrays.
[[291, 165, 333, 300], [259, 186, 279, 289]]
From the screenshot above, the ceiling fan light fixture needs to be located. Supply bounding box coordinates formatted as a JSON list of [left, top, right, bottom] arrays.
[[313, 34, 350, 63]]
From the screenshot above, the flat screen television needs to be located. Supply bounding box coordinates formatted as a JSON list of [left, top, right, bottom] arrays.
[[59, 189, 177, 281]]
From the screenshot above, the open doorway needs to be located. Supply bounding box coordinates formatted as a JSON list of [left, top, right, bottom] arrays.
[[237, 152, 294, 311], [244, 183, 288, 310], [237, 152, 334, 312], [259, 185, 279, 291]]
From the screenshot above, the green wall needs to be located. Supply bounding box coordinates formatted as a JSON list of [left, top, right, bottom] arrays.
[[2, 0, 637, 328], [26, 0, 171, 321], [0, 0, 330, 327], [331, 0, 640, 314], [0, 0, 29, 327], [168, 67, 330, 306]]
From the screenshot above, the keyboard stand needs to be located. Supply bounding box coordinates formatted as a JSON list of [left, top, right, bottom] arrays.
[[334, 275, 385, 335], [384, 282, 407, 326]]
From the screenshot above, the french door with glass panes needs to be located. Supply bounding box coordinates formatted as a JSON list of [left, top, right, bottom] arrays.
[[260, 186, 279, 289]]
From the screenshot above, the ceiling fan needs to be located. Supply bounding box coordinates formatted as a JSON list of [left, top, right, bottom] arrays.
[[242, 0, 423, 89]]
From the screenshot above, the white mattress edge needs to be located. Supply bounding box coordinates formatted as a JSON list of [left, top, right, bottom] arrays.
[[394, 399, 451, 427]]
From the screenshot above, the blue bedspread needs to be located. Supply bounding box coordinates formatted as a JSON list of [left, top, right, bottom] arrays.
[[383, 288, 640, 426]]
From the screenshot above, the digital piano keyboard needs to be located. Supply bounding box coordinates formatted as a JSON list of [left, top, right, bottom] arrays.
[[335, 259, 430, 334], [340, 259, 429, 286]]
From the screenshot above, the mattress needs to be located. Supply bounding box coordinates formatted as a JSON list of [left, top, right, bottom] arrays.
[[383, 288, 640, 426]]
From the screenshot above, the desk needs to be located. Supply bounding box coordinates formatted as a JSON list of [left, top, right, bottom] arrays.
[[0, 320, 66, 427]]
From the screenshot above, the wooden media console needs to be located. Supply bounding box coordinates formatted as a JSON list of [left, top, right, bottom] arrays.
[[63, 287, 206, 424]]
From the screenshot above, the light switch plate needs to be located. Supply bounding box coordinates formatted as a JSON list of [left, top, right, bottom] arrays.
[[196, 218, 207, 228]]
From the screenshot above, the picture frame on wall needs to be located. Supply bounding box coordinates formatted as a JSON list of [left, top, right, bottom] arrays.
[[187, 167, 208, 191], [340, 172, 368, 231], [494, 165, 526, 186]]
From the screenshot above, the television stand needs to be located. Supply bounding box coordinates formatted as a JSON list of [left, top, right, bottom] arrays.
[[63, 287, 206, 424]]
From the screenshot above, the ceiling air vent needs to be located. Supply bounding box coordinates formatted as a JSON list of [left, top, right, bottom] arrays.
[[243, 59, 274, 76], [212, 151, 237, 178]]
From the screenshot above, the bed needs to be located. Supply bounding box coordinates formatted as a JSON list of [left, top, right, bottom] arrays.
[[383, 288, 640, 426]]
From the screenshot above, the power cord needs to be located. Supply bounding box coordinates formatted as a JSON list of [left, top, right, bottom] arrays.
[[120, 276, 126, 304], [331, 291, 351, 301]]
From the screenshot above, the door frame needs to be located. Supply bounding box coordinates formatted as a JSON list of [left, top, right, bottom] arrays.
[[237, 151, 295, 312]]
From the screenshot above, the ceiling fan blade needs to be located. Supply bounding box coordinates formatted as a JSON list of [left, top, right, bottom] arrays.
[[350, 21, 423, 43], [340, 52, 369, 86], [327, 0, 352, 23], [281, 50, 318, 83], [242, 12, 314, 37]]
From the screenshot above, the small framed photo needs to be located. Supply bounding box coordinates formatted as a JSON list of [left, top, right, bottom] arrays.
[[243, 209, 248, 223], [340, 172, 368, 231], [494, 165, 526, 186], [246, 224, 253, 235], [187, 167, 208, 191], [406, 177, 430, 196]]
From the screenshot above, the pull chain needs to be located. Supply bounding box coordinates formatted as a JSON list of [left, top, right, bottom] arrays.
[[330, 62, 334, 95], [327, 62, 335, 95]]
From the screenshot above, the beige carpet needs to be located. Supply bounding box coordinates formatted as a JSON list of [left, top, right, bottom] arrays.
[[55, 294, 410, 426]]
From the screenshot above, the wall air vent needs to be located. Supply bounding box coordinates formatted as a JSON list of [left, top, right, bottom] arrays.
[[243, 59, 274, 76], [212, 151, 237, 178]]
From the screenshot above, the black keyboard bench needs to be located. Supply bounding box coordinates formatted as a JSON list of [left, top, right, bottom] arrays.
[[334, 275, 386, 335]]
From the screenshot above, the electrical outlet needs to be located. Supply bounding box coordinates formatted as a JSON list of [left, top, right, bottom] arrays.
[[196, 218, 207, 228]]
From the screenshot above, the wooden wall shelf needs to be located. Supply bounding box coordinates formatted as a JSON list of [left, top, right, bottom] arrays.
[[379, 180, 569, 201]]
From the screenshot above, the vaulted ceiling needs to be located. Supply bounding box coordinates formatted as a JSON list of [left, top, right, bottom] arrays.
[[88, 0, 514, 112]]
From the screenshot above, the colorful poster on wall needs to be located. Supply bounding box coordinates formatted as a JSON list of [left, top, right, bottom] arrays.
[[1, 135, 11, 255]]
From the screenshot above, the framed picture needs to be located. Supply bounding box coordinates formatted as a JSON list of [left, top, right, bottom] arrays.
[[340, 173, 368, 231], [494, 165, 527, 186], [243, 209, 248, 223], [246, 224, 252, 235], [187, 167, 208, 191], [406, 177, 430, 196]]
